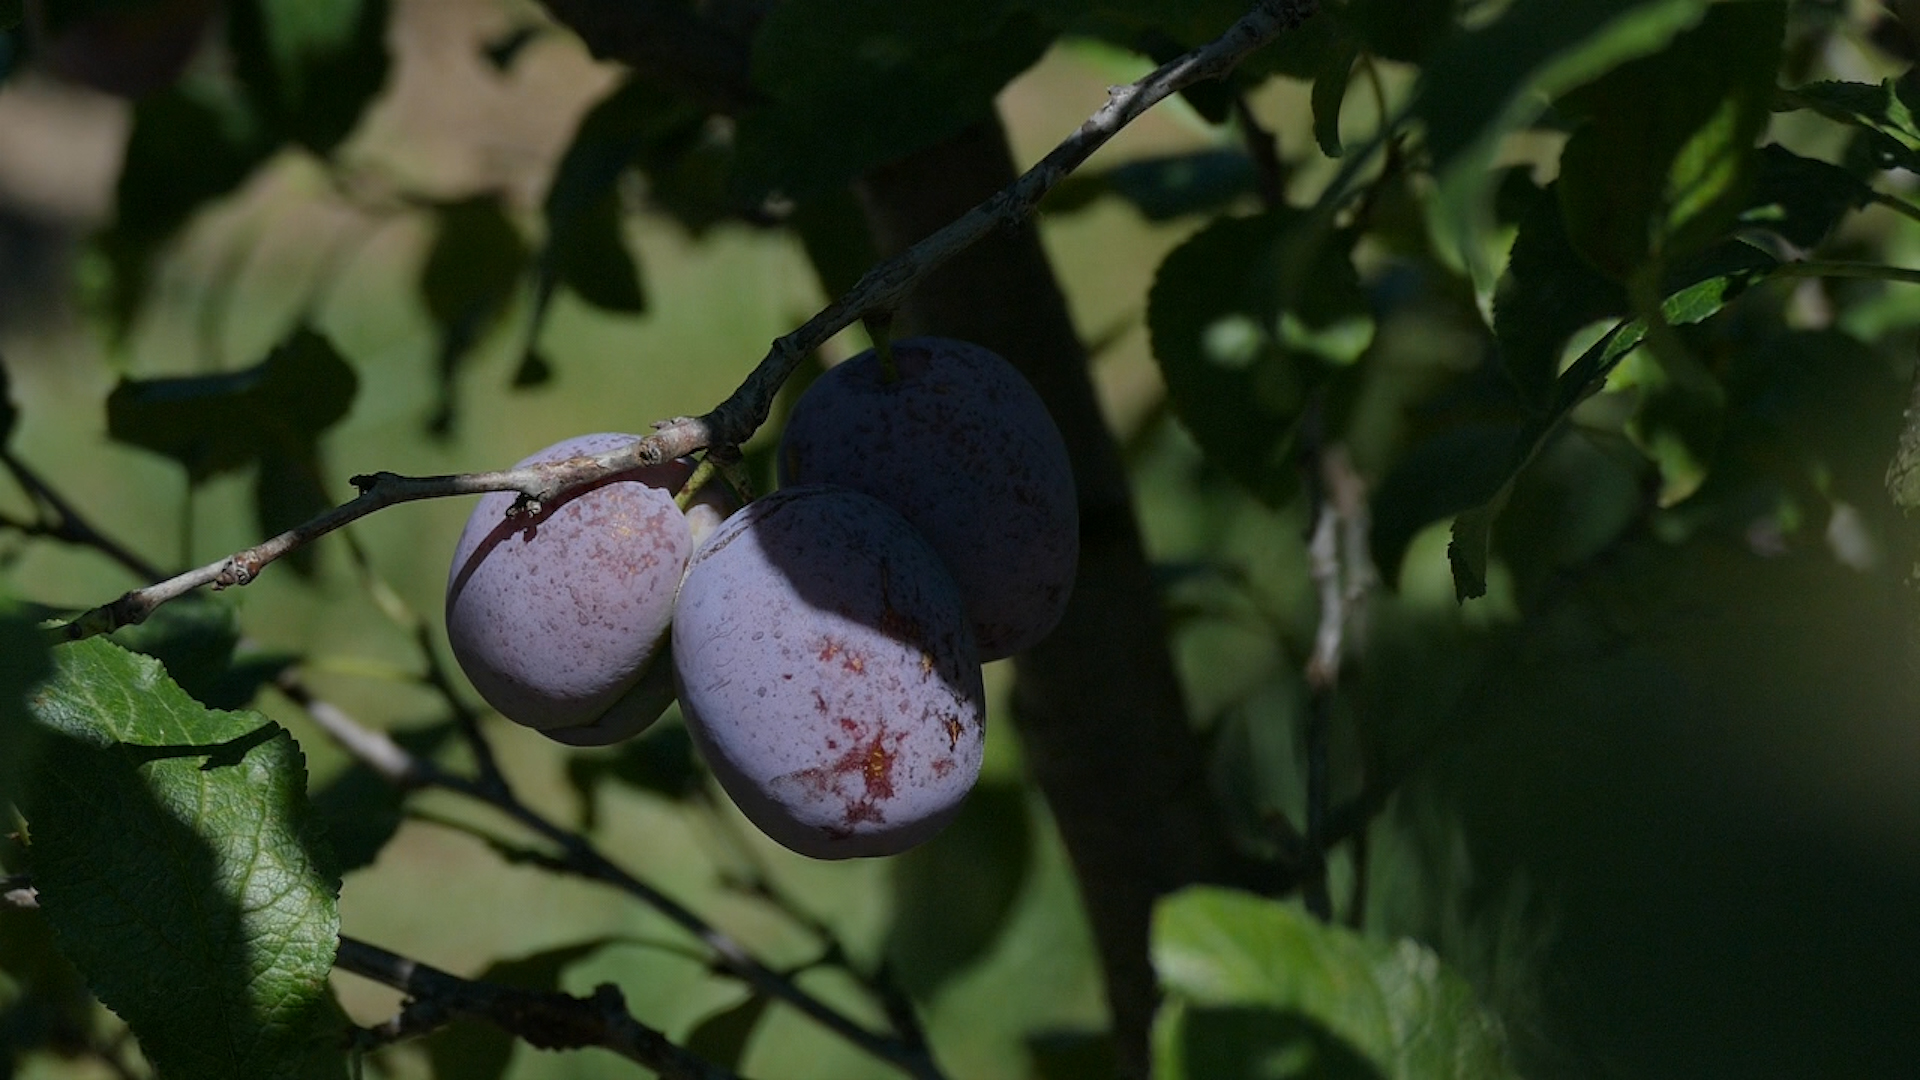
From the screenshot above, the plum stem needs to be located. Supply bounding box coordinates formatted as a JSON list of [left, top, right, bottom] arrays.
[[867, 313, 900, 383], [675, 456, 721, 511]]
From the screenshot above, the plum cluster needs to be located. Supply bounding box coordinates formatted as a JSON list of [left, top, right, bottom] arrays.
[[445, 337, 1077, 858]]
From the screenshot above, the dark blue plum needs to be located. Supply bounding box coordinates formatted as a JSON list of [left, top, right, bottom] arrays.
[[778, 336, 1077, 661]]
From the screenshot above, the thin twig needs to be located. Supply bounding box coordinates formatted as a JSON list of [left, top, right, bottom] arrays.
[[333, 935, 748, 1080], [1, 449, 165, 582], [50, 0, 1320, 645], [1302, 445, 1374, 922]]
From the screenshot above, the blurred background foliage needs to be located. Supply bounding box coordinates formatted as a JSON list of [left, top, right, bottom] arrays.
[[1, 0, 1919, 1077]]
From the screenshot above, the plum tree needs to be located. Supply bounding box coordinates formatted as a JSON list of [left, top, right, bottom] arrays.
[[778, 336, 1078, 660], [672, 484, 986, 858], [444, 433, 730, 747]]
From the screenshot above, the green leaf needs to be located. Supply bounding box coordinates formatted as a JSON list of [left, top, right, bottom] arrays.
[[1241, 5, 1347, 81], [546, 188, 645, 314], [21, 637, 341, 1080], [1452, 240, 1777, 598], [1553, 2, 1785, 279], [733, 0, 1052, 199], [1743, 144, 1873, 250], [107, 326, 357, 483], [886, 781, 1033, 998], [1147, 210, 1373, 506], [1415, 0, 1715, 293], [1418, 0, 1715, 173], [1371, 424, 1521, 588], [422, 196, 530, 329], [227, 0, 391, 156], [1779, 78, 1920, 175], [1310, 31, 1359, 159], [1493, 183, 1627, 406], [1152, 887, 1517, 1080], [684, 993, 771, 1072], [0, 596, 51, 820]]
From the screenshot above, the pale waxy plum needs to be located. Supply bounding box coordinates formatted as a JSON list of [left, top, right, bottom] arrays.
[[778, 336, 1077, 661], [672, 485, 986, 859], [445, 434, 733, 747]]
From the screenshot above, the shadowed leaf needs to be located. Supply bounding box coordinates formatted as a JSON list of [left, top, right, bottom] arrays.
[[21, 638, 341, 1080]]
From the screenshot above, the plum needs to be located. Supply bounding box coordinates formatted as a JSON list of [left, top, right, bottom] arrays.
[[777, 336, 1077, 661], [445, 434, 733, 747], [672, 485, 986, 859]]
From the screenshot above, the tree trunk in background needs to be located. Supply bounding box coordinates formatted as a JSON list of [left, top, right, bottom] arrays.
[[856, 116, 1260, 1078]]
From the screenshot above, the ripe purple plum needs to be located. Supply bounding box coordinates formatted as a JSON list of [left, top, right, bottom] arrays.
[[672, 485, 986, 859], [778, 336, 1077, 661], [445, 434, 733, 747]]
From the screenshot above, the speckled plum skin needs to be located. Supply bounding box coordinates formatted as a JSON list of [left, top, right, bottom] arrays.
[[446, 434, 731, 747], [778, 336, 1077, 661], [672, 485, 986, 859]]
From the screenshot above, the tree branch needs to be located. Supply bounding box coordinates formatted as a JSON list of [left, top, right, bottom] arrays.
[[334, 935, 747, 1080]]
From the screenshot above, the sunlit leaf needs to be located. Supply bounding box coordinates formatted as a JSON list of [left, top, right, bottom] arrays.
[[1416, 0, 1715, 292], [1152, 887, 1517, 1080], [21, 638, 341, 1080], [1451, 240, 1777, 598]]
